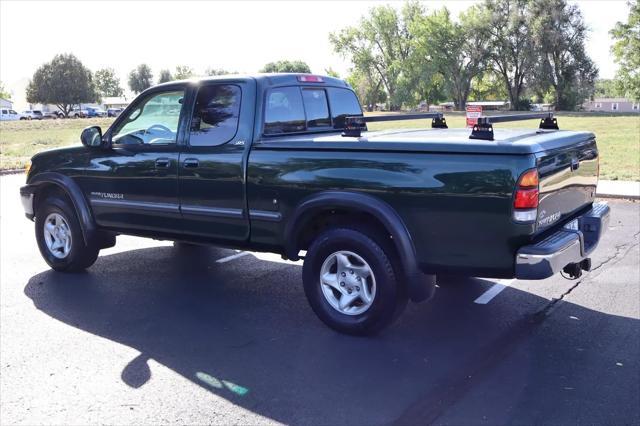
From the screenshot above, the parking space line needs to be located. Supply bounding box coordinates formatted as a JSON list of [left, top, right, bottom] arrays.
[[474, 279, 515, 304], [216, 251, 250, 263]]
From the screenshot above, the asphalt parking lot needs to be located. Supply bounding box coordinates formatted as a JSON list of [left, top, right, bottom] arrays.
[[1, 173, 638, 425]]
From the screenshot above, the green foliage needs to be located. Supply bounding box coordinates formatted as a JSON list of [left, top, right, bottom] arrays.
[[260, 60, 311, 73], [412, 5, 490, 109], [594, 79, 621, 98], [128, 64, 154, 94], [484, 0, 537, 109], [330, 1, 424, 110], [324, 68, 340, 78], [0, 81, 11, 100], [469, 71, 508, 101], [26, 53, 97, 117], [610, 0, 640, 100], [158, 69, 173, 84], [174, 65, 195, 80], [205, 67, 235, 76], [346, 68, 387, 111], [530, 0, 598, 110], [94, 68, 124, 98]]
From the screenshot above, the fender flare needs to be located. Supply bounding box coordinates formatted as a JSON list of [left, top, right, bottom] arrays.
[[27, 172, 97, 245], [284, 191, 435, 302]]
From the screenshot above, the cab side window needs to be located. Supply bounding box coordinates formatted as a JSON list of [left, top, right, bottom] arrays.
[[189, 85, 241, 147], [111, 90, 184, 145]]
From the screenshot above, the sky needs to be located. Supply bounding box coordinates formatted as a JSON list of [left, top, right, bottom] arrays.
[[0, 0, 632, 109]]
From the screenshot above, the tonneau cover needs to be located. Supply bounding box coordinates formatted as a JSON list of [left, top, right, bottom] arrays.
[[257, 128, 596, 155]]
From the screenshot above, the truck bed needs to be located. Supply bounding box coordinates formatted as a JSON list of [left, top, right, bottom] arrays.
[[258, 128, 596, 155]]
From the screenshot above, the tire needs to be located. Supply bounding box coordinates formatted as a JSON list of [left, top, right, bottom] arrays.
[[35, 195, 99, 272], [303, 227, 407, 336]]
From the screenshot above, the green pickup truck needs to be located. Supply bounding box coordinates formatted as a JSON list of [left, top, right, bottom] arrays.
[[20, 73, 609, 335]]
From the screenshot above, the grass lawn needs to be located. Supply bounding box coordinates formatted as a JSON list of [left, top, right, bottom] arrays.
[[0, 118, 116, 171], [367, 112, 640, 181], [1, 113, 638, 180]]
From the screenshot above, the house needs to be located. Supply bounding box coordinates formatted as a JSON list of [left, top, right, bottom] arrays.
[[583, 98, 640, 113], [102, 96, 129, 110], [0, 97, 12, 109], [466, 100, 510, 111]]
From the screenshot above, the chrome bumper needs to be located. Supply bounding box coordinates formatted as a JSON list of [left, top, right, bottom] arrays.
[[515, 202, 610, 280], [20, 185, 35, 219]]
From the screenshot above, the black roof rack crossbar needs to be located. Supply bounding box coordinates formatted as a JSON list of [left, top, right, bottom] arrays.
[[343, 112, 447, 137], [470, 112, 559, 141]]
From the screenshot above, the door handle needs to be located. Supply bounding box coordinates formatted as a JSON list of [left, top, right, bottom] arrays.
[[155, 157, 171, 168], [571, 158, 580, 171], [183, 158, 199, 168]]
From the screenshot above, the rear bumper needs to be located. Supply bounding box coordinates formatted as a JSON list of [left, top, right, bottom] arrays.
[[515, 202, 610, 280], [20, 185, 35, 220]]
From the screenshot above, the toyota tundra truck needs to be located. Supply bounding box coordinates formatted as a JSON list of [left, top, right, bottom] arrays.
[[20, 73, 609, 335]]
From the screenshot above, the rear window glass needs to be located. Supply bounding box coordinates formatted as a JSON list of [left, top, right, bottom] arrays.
[[264, 87, 305, 134], [302, 89, 330, 128], [327, 88, 362, 129]]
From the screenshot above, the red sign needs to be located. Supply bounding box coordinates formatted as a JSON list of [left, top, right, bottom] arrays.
[[466, 105, 483, 127]]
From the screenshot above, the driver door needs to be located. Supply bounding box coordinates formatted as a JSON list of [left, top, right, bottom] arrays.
[[82, 87, 187, 233]]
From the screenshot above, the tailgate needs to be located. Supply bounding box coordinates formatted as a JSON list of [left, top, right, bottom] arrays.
[[535, 137, 599, 233]]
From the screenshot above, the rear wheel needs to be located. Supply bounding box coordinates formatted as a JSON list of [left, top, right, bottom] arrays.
[[303, 227, 407, 336], [35, 196, 99, 271]]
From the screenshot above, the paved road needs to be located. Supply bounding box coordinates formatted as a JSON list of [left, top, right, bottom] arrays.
[[1, 173, 638, 425]]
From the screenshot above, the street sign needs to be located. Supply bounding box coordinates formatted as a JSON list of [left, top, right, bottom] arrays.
[[466, 105, 483, 127]]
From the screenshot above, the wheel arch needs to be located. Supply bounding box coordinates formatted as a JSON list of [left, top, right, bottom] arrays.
[[28, 172, 96, 245], [285, 191, 435, 302]]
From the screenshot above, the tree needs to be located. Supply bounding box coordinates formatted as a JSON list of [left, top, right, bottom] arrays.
[[158, 69, 173, 83], [26, 53, 97, 117], [204, 67, 235, 76], [128, 64, 154, 94], [260, 60, 311, 73], [485, 0, 537, 109], [330, 2, 424, 110], [412, 6, 490, 109], [610, 0, 640, 100], [94, 68, 124, 98], [594, 79, 621, 99], [0, 81, 10, 99], [346, 68, 387, 111], [469, 71, 509, 101], [174, 65, 194, 80], [324, 68, 341, 78], [530, 0, 598, 110]]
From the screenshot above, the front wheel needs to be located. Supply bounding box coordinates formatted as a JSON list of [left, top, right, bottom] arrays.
[[302, 228, 407, 336], [35, 196, 100, 271]]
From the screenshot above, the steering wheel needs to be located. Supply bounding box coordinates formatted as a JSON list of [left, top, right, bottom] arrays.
[[146, 124, 172, 134]]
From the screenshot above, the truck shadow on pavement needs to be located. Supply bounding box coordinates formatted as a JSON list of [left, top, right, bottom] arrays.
[[24, 244, 639, 425]]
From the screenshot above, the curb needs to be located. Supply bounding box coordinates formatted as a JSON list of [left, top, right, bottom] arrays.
[[0, 169, 24, 176], [596, 192, 640, 200]]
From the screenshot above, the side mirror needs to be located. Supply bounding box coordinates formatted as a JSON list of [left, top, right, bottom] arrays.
[[80, 126, 103, 147]]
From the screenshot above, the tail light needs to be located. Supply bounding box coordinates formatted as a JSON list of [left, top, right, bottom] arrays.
[[513, 168, 539, 223], [297, 75, 324, 83]]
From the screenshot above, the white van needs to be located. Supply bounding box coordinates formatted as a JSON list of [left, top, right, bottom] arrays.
[[0, 108, 20, 121]]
